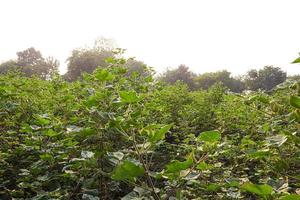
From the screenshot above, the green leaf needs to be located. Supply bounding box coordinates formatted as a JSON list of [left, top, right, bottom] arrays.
[[43, 129, 59, 137], [281, 194, 300, 200], [149, 124, 172, 143], [198, 130, 221, 143], [241, 183, 273, 197], [95, 69, 114, 81], [111, 160, 145, 182], [35, 115, 50, 126], [196, 161, 213, 171], [164, 155, 193, 179], [206, 183, 221, 192], [247, 149, 271, 159], [85, 95, 98, 108], [290, 96, 300, 109], [105, 57, 116, 64], [292, 57, 300, 64], [120, 91, 140, 103], [165, 159, 192, 174], [40, 153, 54, 162], [248, 95, 270, 104]]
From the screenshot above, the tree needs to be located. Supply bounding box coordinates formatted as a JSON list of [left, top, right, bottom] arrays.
[[125, 59, 152, 77], [195, 70, 245, 93], [160, 65, 196, 90], [16, 47, 44, 67], [288, 75, 300, 81], [64, 38, 116, 81], [0, 60, 19, 74], [244, 66, 287, 91], [0, 47, 59, 79]]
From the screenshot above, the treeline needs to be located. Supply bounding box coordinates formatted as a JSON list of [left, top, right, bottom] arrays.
[[1, 39, 298, 92], [159, 65, 288, 92]]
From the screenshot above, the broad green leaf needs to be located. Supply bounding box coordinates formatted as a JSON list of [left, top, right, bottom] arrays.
[[164, 155, 193, 179], [35, 116, 50, 126], [149, 124, 172, 143], [85, 95, 98, 108], [196, 161, 213, 171], [120, 91, 140, 103], [111, 160, 145, 182], [40, 154, 54, 162], [292, 57, 300, 64], [165, 158, 193, 174], [105, 57, 116, 64], [198, 130, 221, 143], [95, 69, 114, 81], [290, 96, 300, 109], [247, 149, 271, 159], [226, 180, 240, 187], [43, 129, 59, 137], [206, 183, 221, 192], [241, 183, 273, 197], [281, 194, 300, 200]]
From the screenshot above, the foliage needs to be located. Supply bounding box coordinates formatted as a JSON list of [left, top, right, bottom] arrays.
[[0, 47, 59, 79], [195, 70, 245, 93], [125, 58, 153, 77], [64, 46, 115, 81], [244, 66, 287, 91], [0, 56, 299, 200], [160, 65, 197, 90]]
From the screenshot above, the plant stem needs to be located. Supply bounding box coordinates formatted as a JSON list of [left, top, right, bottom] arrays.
[[132, 131, 160, 200]]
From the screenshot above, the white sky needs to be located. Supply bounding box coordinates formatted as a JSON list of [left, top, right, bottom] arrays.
[[0, 0, 300, 75]]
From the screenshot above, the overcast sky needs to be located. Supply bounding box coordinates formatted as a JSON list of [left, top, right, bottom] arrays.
[[0, 0, 300, 75]]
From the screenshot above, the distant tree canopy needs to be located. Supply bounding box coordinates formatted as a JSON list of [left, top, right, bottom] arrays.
[[194, 70, 245, 93], [0, 47, 59, 79], [125, 59, 152, 77], [0, 42, 294, 93], [288, 75, 300, 81], [160, 65, 197, 90], [64, 49, 114, 81], [64, 38, 116, 81], [159, 65, 288, 92], [244, 66, 287, 91]]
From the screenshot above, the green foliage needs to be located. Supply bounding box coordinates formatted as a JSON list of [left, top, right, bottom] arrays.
[[198, 130, 221, 143], [160, 64, 197, 90], [0, 56, 299, 200], [281, 194, 300, 200], [292, 56, 300, 64], [241, 183, 273, 197], [195, 70, 245, 92], [111, 160, 145, 182], [0, 47, 59, 79], [290, 95, 300, 109], [244, 66, 287, 91], [119, 90, 140, 103], [147, 124, 172, 143]]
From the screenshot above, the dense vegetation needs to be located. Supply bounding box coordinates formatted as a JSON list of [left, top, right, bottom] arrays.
[[0, 53, 300, 200]]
